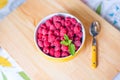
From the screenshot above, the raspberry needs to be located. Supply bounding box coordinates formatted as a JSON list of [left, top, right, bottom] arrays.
[[67, 31, 74, 38], [76, 32, 83, 38], [44, 41, 50, 47], [65, 20, 71, 27], [42, 35, 48, 41], [46, 19, 52, 27], [61, 45, 68, 51], [40, 23, 47, 29], [42, 28, 48, 35], [70, 24, 75, 30], [49, 48, 54, 56], [54, 40, 60, 47], [74, 26, 80, 34], [48, 30, 54, 35], [55, 36, 60, 41], [74, 40, 81, 47], [71, 18, 77, 24], [38, 27, 43, 34], [61, 19, 65, 26], [60, 36, 64, 40], [38, 40, 43, 48], [54, 50, 61, 58], [43, 47, 49, 54], [48, 34, 56, 42], [74, 37, 80, 41], [61, 52, 70, 57], [54, 29, 60, 36], [53, 15, 62, 22], [65, 17, 71, 21], [60, 28, 67, 36], [50, 24, 56, 30], [55, 46, 60, 51], [37, 33, 43, 40], [54, 22, 61, 29]]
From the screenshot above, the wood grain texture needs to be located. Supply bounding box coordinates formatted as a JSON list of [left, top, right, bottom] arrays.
[[0, 0, 120, 80]]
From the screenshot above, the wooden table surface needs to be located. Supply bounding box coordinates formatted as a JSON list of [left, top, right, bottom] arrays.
[[0, 0, 120, 80]]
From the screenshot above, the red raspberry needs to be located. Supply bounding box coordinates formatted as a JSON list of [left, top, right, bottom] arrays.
[[37, 33, 43, 40], [42, 28, 48, 35], [55, 46, 60, 51], [53, 15, 62, 22], [65, 17, 71, 21], [40, 23, 47, 29], [43, 47, 49, 54], [74, 40, 81, 47], [49, 48, 54, 56], [46, 19, 52, 27], [54, 50, 61, 58], [38, 27, 43, 34], [48, 30, 54, 35], [48, 34, 56, 42], [54, 22, 61, 29], [54, 40, 60, 47], [54, 29, 60, 36], [75, 45, 79, 51], [61, 52, 70, 57], [61, 19, 65, 26], [60, 28, 67, 36], [42, 35, 48, 41], [55, 36, 60, 41], [71, 18, 77, 24], [61, 45, 68, 51], [60, 36, 64, 40], [74, 26, 80, 34], [50, 25, 56, 30], [70, 24, 75, 30], [74, 36, 80, 41], [44, 41, 50, 47], [67, 31, 74, 38], [37, 40, 43, 48], [76, 32, 83, 38], [65, 20, 71, 27]]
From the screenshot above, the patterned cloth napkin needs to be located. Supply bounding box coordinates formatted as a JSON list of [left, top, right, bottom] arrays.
[[0, 0, 25, 20], [0, 48, 31, 80], [82, 0, 120, 31]]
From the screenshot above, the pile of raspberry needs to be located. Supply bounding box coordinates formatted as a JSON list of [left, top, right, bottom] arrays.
[[37, 15, 83, 58]]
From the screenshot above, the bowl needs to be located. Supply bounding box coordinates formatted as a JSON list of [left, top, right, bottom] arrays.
[[34, 12, 85, 62]]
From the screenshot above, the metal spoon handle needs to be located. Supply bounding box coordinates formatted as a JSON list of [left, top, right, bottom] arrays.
[[91, 37, 97, 69]]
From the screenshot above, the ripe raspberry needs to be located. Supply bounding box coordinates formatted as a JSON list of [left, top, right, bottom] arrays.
[[61, 52, 70, 57], [42, 28, 48, 35], [42, 35, 48, 41], [38, 27, 43, 34], [40, 23, 47, 29], [49, 48, 54, 56], [38, 40, 43, 48], [46, 19, 52, 27], [54, 50, 61, 58], [65, 20, 71, 27], [50, 24, 56, 30], [71, 18, 77, 24], [65, 17, 71, 21], [54, 22, 61, 29], [55, 46, 60, 51], [61, 45, 68, 51], [37, 33, 43, 40], [54, 29, 60, 36], [48, 34, 56, 42], [44, 41, 50, 47], [60, 28, 67, 36], [43, 47, 49, 54], [54, 40, 60, 47], [48, 30, 54, 35], [76, 32, 83, 38], [74, 40, 81, 47]]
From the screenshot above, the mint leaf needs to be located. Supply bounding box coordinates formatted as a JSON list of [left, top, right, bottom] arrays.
[[60, 40, 69, 46], [18, 71, 30, 80], [68, 40, 72, 45], [69, 43, 75, 55], [2, 72, 7, 80], [64, 34, 69, 41], [96, 3, 102, 15]]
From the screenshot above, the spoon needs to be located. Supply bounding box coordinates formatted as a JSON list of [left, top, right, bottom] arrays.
[[89, 21, 101, 69]]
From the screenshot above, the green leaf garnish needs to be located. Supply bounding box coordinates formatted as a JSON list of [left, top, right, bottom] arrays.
[[60, 40, 69, 46], [18, 71, 31, 80], [96, 3, 102, 15], [69, 43, 75, 55], [64, 34, 69, 41], [60, 34, 75, 55]]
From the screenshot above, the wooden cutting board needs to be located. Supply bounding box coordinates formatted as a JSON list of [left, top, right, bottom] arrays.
[[0, 0, 120, 80]]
